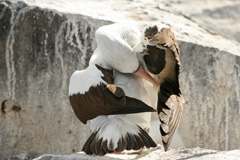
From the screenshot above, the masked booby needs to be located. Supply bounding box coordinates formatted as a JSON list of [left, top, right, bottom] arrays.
[[69, 23, 157, 155], [144, 26, 184, 151]]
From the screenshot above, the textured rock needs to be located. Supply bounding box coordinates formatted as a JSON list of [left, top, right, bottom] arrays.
[[179, 42, 240, 150], [28, 148, 240, 160], [0, 0, 240, 159], [21, 0, 240, 43], [0, 1, 109, 158], [157, 0, 240, 42]]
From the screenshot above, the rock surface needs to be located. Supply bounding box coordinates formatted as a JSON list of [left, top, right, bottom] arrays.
[[17, 148, 240, 160], [20, 0, 240, 42], [157, 0, 240, 42], [0, 1, 109, 158], [0, 0, 240, 159]]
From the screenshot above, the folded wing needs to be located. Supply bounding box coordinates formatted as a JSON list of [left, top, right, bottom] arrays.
[[69, 65, 155, 124]]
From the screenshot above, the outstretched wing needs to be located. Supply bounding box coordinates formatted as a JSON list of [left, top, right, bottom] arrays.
[[145, 26, 184, 151]]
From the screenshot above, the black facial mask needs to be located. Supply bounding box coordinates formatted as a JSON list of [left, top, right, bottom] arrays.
[[144, 45, 166, 74]]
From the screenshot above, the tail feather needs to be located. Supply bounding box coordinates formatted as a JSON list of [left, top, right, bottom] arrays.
[[94, 137, 103, 155], [82, 131, 98, 155], [116, 137, 126, 152], [101, 140, 109, 155], [82, 125, 156, 155], [138, 127, 157, 148]]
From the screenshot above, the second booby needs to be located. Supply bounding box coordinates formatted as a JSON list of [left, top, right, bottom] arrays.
[[144, 26, 184, 151]]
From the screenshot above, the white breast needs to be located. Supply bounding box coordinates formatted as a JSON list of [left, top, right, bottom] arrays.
[[114, 72, 158, 129]]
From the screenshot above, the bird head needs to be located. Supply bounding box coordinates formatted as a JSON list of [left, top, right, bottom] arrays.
[[92, 23, 158, 86], [142, 25, 180, 76]]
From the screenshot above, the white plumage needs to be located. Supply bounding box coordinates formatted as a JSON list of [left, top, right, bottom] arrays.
[[88, 22, 157, 149], [69, 22, 158, 155], [69, 65, 105, 95], [90, 22, 143, 73], [69, 22, 183, 155]]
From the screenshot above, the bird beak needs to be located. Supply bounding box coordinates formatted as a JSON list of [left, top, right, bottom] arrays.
[[134, 66, 158, 86]]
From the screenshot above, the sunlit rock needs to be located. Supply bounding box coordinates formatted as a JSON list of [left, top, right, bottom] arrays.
[[0, 0, 240, 159]]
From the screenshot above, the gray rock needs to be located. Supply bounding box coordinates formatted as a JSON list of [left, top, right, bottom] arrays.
[[157, 0, 240, 42], [178, 42, 240, 150], [0, 0, 109, 158], [31, 148, 240, 160], [0, 0, 240, 159]]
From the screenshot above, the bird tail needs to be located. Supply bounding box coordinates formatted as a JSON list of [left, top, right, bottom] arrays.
[[82, 116, 157, 155]]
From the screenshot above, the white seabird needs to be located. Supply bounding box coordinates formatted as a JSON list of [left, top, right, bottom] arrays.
[[68, 23, 158, 155]]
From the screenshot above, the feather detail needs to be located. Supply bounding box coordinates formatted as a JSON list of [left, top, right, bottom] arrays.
[[84, 116, 156, 155], [144, 26, 184, 151], [69, 64, 156, 124]]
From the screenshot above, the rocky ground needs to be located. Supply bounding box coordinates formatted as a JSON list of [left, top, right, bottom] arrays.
[[0, 0, 240, 159], [18, 0, 240, 42], [10, 147, 240, 160]]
